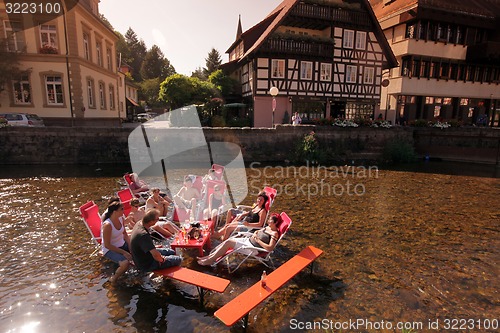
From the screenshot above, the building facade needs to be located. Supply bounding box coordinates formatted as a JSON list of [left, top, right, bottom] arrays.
[[223, 0, 397, 127], [371, 0, 500, 126], [0, 0, 123, 126]]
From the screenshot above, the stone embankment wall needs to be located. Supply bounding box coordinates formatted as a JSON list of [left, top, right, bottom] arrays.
[[0, 125, 498, 165]]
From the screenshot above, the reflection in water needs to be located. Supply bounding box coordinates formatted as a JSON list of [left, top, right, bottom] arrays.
[[0, 163, 498, 332]]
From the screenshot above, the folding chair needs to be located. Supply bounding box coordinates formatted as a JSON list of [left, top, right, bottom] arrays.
[[211, 164, 225, 181], [214, 211, 292, 273], [123, 173, 149, 201], [117, 188, 134, 217], [200, 179, 227, 227], [173, 175, 204, 222], [79, 201, 103, 256]]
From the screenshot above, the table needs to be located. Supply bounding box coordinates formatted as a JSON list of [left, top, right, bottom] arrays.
[[170, 220, 214, 256]]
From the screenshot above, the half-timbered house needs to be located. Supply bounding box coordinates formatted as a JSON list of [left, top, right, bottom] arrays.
[[371, 0, 500, 127], [222, 0, 397, 127]]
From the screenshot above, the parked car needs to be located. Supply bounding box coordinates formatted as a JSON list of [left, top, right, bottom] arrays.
[[136, 113, 154, 123], [0, 113, 45, 127]]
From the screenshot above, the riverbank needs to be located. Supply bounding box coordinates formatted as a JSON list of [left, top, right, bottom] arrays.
[[0, 125, 499, 165]]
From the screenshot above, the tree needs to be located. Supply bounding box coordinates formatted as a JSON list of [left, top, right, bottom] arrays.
[[0, 38, 21, 94], [191, 66, 207, 81], [115, 31, 132, 67], [159, 74, 218, 109], [203, 48, 222, 78], [125, 28, 147, 81], [139, 78, 163, 107], [140, 45, 175, 81], [208, 69, 238, 99]]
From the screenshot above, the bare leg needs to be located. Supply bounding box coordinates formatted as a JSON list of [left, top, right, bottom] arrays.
[[110, 260, 130, 283], [221, 222, 239, 241], [197, 239, 236, 266], [151, 224, 173, 238]]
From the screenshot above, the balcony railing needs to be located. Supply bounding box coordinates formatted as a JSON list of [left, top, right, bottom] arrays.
[[290, 3, 371, 27], [261, 38, 334, 58]]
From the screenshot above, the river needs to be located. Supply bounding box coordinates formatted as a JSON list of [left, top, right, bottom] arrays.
[[0, 162, 498, 333]]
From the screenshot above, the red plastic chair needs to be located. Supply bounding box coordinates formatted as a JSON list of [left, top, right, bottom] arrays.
[[117, 188, 134, 217], [79, 201, 103, 254]]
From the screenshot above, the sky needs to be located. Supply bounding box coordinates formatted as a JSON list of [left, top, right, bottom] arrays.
[[99, 0, 283, 76]]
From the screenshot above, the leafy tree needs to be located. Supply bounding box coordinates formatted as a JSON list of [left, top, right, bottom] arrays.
[[208, 69, 238, 99], [139, 78, 164, 107], [0, 38, 21, 94], [159, 74, 218, 109], [125, 27, 146, 81], [191, 66, 207, 81], [140, 45, 175, 81], [115, 31, 132, 67], [203, 48, 222, 77]]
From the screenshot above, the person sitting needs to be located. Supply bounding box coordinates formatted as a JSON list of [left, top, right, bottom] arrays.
[[101, 201, 132, 283], [202, 168, 217, 184], [214, 192, 268, 241], [130, 209, 182, 272], [124, 198, 145, 229], [197, 214, 280, 266], [101, 196, 123, 222], [203, 184, 226, 222], [174, 176, 201, 214], [146, 187, 173, 217], [128, 173, 150, 195]]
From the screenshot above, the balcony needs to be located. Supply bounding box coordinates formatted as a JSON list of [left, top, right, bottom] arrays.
[[260, 38, 334, 59], [466, 42, 500, 63], [289, 3, 371, 28]]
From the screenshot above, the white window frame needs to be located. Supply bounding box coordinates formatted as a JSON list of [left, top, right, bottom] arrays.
[[106, 47, 112, 70], [40, 24, 57, 49], [87, 79, 95, 108], [320, 63, 332, 81], [99, 81, 106, 109], [12, 74, 31, 104], [356, 31, 367, 50], [271, 59, 285, 78], [363, 67, 375, 84], [346, 65, 357, 83], [83, 33, 90, 60], [3, 21, 24, 52], [343, 29, 354, 49], [301, 61, 313, 80], [45, 75, 64, 105]]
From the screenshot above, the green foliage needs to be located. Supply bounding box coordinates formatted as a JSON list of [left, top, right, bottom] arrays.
[[140, 45, 175, 81], [383, 139, 417, 164], [204, 48, 222, 77], [208, 69, 238, 98], [295, 131, 320, 163], [191, 67, 207, 81], [139, 78, 164, 107], [0, 117, 8, 127], [124, 28, 147, 81], [159, 74, 218, 109]]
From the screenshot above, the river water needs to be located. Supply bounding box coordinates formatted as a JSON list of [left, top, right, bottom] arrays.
[[0, 163, 498, 333]]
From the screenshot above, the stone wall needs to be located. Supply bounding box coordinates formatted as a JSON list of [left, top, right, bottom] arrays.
[[1, 125, 498, 165]]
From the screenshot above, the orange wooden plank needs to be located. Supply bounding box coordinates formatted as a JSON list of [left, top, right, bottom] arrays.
[[214, 246, 323, 326], [153, 266, 230, 293]]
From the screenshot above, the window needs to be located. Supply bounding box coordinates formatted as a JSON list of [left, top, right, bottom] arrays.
[[45, 75, 63, 105], [320, 63, 331, 81], [346, 65, 357, 83], [106, 47, 112, 70], [12, 75, 31, 104], [271, 59, 285, 78], [355, 31, 366, 50], [363, 67, 374, 84], [109, 84, 115, 109], [343, 30, 354, 49], [96, 42, 102, 66], [99, 82, 106, 109], [301, 61, 313, 80], [40, 24, 57, 49], [87, 79, 95, 108], [3, 21, 25, 51], [83, 33, 90, 60]]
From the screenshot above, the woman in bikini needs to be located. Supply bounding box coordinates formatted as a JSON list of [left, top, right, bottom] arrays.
[[197, 214, 280, 266], [214, 192, 268, 241]]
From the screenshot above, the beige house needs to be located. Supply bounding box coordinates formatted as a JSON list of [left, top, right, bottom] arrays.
[[0, 0, 123, 126], [371, 0, 500, 126]]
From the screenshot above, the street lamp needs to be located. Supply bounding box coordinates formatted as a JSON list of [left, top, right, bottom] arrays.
[[270, 86, 279, 128]]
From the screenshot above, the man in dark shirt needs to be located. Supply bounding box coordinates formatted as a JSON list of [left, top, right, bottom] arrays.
[[130, 209, 182, 272]]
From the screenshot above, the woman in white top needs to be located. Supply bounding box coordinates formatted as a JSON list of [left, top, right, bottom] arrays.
[[102, 201, 132, 283]]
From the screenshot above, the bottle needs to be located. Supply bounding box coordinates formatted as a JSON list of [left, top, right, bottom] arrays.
[[261, 270, 267, 288]]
